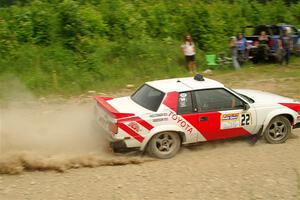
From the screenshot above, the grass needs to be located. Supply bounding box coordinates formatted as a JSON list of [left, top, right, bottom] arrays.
[[0, 43, 300, 100]]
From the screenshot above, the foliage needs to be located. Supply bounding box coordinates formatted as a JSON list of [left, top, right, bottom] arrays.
[[0, 0, 300, 95]]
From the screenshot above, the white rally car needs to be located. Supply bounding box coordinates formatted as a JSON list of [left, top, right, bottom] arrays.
[[95, 74, 300, 158]]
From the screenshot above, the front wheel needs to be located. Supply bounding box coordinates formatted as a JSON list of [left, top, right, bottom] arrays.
[[147, 132, 181, 159], [263, 116, 291, 144]]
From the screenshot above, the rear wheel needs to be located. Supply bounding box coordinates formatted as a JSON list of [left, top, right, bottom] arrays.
[[147, 132, 181, 159], [263, 116, 291, 144]]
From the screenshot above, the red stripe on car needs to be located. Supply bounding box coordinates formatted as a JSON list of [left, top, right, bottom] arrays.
[[280, 103, 300, 113], [118, 123, 144, 142], [181, 112, 251, 140], [118, 116, 154, 130], [164, 92, 251, 140], [162, 91, 179, 112]]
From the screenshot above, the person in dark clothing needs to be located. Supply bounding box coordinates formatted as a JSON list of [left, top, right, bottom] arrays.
[[258, 31, 270, 60], [278, 29, 293, 65]]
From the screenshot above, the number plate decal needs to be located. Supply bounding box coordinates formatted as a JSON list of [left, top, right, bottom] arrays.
[[241, 113, 251, 126]]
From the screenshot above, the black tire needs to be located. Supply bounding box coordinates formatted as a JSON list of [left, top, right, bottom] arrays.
[[263, 116, 291, 144], [147, 132, 181, 159]]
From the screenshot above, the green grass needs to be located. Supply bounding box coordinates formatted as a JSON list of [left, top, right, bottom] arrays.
[[0, 42, 300, 99]]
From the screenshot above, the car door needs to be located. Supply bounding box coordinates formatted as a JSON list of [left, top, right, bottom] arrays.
[[192, 88, 257, 141]]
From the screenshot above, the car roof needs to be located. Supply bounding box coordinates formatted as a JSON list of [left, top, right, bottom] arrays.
[[146, 76, 225, 93]]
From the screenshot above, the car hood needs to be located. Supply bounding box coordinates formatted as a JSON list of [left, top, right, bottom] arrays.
[[234, 89, 299, 104], [108, 96, 152, 115]]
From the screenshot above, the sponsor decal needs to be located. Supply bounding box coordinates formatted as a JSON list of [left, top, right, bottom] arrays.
[[149, 113, 168, 118], [152, 118, 168, 122], [221, 113, 251, 129], [179, 93, 188, 107], [180, 93, 187, 98], [221, 113, 241, 129], [127, 121, 140, 132], [168, 111, 193, 134]]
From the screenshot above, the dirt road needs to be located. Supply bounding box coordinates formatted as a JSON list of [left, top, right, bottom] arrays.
[[1, 131, 300, 200], [1, 75, 300, 200]]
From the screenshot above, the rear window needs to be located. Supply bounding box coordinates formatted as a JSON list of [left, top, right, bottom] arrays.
[[131, 84, 165, 112]]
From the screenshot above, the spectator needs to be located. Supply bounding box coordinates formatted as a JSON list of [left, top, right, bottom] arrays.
[[258, 31, 270, 60], [181, 34, 196, 74], [258, 31, 269, 45], [236, 33, 248, 64], [278, 29, 293, 65], [229, 36, 240, 70], [296, 35, 300, 55]]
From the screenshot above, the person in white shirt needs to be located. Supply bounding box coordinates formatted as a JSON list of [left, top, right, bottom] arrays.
[[181, 34, 196, 73]]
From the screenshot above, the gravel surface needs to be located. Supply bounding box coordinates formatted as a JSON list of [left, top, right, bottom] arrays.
[[0, 129, 300, 200], [1, 76, 300, 200]]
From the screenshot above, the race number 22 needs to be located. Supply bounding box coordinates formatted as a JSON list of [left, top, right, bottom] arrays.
[[241, 113, 250, 126]]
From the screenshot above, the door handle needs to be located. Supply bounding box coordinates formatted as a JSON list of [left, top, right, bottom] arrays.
[[199, 116, 208, 121]]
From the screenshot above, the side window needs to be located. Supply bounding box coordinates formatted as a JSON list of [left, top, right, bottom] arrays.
[[194, 89, 245, 112], [177, 92, 193, 114]]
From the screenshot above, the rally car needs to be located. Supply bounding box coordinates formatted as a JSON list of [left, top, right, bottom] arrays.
[[94, 74, 300, 159]]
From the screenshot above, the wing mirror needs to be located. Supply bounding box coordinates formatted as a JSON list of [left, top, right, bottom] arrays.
[[243, 103, 250, 110]]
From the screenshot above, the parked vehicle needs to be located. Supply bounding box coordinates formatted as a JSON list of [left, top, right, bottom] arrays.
[[95, 74, 300, 159], [243, 24, 300, 62]]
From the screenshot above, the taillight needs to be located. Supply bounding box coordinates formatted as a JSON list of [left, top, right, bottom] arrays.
[[109, 122, 118, 134]]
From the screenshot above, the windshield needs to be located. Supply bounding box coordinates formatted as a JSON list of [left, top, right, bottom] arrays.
[[131, 84, 165, 112], [229, 88, 255, 103]]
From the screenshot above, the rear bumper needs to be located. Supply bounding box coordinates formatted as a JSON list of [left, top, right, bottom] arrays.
[[110, 140, 127, 150], [94, 120, 130, 150], [110, 139, 140, 153]]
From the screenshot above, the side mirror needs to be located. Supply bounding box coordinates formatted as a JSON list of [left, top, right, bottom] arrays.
[[244, 103, 250, 110]]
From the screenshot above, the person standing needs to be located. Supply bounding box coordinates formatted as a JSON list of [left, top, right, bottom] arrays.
[[236, 33, 248, 64], [181, 34, 196, 74], [278, 29, 293, 65], [258, 31, 270, 61], [229, 36, 240, 70]]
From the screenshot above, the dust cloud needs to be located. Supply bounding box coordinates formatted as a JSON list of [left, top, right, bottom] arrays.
[[0, 152, 144, 175], [0, 79, 146, 174]]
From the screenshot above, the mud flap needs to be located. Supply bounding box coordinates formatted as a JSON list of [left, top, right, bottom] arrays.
[[249, 126, 264, 145]]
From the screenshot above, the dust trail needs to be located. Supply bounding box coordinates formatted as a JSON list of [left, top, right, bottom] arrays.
[[0, 78, 148, 174], [1, 101, 105, 154], [0, 151, 149, 175]]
